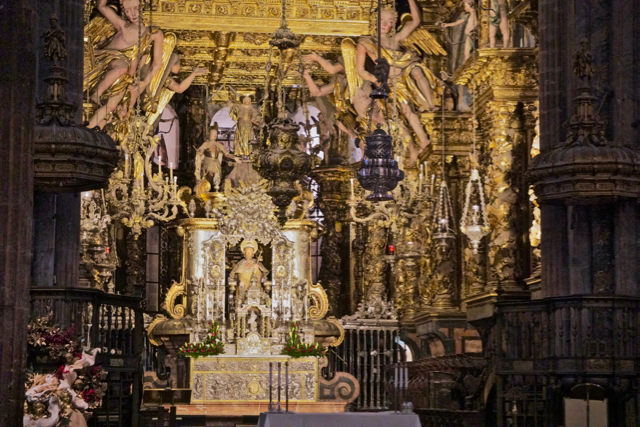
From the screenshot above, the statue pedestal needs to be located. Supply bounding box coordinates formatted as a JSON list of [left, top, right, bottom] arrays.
[[190, 355, 318, 403]]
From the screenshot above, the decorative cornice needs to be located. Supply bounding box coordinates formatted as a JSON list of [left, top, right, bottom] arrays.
[[152, 0, 371, 36], [453, 48, 539, 106]]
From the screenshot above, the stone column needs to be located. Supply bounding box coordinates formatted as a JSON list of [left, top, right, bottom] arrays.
[[0, 0, 36, 423]]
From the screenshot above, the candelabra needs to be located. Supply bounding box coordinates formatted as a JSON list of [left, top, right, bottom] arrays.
[[80, 191, 117, 291], [106, 115, 189, 239]]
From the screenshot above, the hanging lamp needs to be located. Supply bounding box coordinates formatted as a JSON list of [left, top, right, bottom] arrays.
[[431, 99, 455, 251], [355, 0, 404, 202], [459, 80, 490, 253]]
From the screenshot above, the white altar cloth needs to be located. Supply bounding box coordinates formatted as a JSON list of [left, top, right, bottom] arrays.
[[257, 412, 421, 427]]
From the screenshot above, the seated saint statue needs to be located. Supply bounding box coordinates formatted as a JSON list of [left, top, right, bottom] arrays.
[[195, 122, 237, 193], [229, 239, 269, 297], [85, 0, 166, 129]]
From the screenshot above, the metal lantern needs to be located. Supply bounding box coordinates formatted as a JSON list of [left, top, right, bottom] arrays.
[[432, 180, 456, 251], [357, 124, 405, 201], [459, 169, 490, 253]]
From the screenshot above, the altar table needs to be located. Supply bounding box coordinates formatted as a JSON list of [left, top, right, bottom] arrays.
[[257, 412, 421, 427]]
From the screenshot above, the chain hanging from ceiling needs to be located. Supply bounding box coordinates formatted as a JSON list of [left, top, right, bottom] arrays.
[[431, 97, 456, 252]]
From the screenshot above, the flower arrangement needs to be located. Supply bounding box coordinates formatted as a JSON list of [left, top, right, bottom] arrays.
[[28, 315, 79, 359], [178, 321, 225, 359], [24, 349, 106, 426], [281, 323, 327, 359]]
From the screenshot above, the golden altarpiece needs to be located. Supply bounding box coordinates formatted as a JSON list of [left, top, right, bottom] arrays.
[[74, 0, 546, 422]]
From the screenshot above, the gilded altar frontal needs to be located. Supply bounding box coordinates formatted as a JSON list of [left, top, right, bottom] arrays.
[[4, 0, 640, 426]]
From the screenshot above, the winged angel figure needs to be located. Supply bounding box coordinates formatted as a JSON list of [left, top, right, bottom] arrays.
[[355, 0, 445, 148], [83, 0, 178, 132], [306, 0, 446, 161]]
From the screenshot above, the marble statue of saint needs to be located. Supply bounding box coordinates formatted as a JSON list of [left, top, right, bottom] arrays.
[[228, 95, 260, 158], [85, 0, 166, 128], [350, 0, 445, 150], [195, 122, 237, 192], [229, 239, 269, 296]]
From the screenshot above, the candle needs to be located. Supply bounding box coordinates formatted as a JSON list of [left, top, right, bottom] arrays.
[[140, 172, 144, 190], [424, 161, 428, 177], [124, 154, 130, 177], [404, 365, 408, 393], [269, 362, 273, 411], [277, 362, 282, 412], [350, 178, 354, 201], [169, 162, 174, 182], [393, 365, 398, 412], [285, 361, 289, 413], [419, 163, 424, 174], [158, 155, 162, 177], [430, 174, 435, 195], [418, 173, 423, 194]]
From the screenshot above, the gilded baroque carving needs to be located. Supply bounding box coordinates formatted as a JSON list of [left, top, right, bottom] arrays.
[[484, 101, 519, 289]]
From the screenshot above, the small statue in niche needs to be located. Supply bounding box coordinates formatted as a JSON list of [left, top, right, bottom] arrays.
[[43, 14, 67, 63], [229, 239, 269, 297], [195, 122, 237, 193], [248, 310, 258, 333], [228, 95, 260, 158]]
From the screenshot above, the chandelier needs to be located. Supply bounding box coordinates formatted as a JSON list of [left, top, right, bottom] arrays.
[[250, 0, 314, 226], [107, 115, 187, 238], [459, 81, 489, 253], [355, 0, 404, 202], [431, 98, 456, 252], [105, 1, 187, 238]]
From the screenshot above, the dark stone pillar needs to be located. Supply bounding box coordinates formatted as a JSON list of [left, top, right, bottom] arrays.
[[53, 193, 81, 287], [0, 0, 36, 423]]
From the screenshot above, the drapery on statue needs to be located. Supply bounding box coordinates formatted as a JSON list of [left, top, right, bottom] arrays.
[[441, 0, 478, 69], [145, 53, 209, 129], [488, 0, 510, 48], [347, 0, 446, 150], [301, 54, 359, 165], [195, 122, 237, 193], [228, 95, 260, 158], [84, 0, 169, 129], [229, 239, 269, 297]]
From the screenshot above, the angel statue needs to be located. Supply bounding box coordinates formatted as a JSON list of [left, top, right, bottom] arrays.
[[229, 239, 269, 297], [84, 0, 170, 129], [228, 95, 260, 158], [195, 122, 237, 194], [351, 0, 447, 150], [301, 56, 360, 165], [145, 53, 209, 129]]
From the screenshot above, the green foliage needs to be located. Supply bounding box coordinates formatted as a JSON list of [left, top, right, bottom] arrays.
[[281, 323, 327, 359], [178, 321, 225, 359]]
